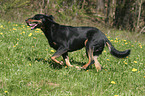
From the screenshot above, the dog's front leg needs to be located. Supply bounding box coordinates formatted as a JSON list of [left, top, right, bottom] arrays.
[[51, 55, 64, 65], [51, 47, 68, 65], [62, 53, 73, 67]]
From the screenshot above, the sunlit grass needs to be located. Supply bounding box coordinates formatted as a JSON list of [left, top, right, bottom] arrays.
[[0, 20, 144, 96]]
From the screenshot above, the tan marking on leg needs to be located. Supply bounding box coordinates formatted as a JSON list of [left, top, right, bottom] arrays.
[[53, 42, 57, 45], [81, 49, 93, 69], [51, 56, 63, 65], [93, 56, 102, 72], [65, 56, 80, 69], [81, 55, 91, 69], [65, 56, 73, 67], [84, 39, 88, 46], [106, 42, 111, 51]]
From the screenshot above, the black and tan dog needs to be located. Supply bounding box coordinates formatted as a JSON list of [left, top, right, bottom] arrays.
[[26, 14, 130, 71]]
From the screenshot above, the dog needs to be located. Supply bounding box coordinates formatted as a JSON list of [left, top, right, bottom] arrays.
[[26, 14, 130, 71]]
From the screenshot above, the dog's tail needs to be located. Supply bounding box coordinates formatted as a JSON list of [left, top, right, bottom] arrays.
[[106, 39, 131, 58]]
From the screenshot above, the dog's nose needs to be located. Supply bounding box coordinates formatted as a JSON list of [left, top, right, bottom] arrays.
[[25, 19, 29, 23]]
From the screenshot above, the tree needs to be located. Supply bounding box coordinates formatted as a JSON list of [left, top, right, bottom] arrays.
[[113, 0, 136, 31]]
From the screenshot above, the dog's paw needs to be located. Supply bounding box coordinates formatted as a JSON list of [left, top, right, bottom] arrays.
[[75, 66, 81, 70], [95, 66, 102, 72], [81, 66, 87, 70], [59, 61, 64, 65]]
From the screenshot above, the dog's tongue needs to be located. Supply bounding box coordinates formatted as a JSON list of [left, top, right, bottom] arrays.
[[31, 24, 38, 30]]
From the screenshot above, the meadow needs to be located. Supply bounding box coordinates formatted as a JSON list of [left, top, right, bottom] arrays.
[[0, 20, 144, 96]]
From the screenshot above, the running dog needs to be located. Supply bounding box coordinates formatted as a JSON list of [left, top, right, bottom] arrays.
[[26, 14, 130, 71]]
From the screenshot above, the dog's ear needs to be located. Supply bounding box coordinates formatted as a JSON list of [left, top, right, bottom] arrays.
[[46, 15, 56, 23]]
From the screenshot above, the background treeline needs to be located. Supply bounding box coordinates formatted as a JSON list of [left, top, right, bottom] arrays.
[[0, 0, 145, 33]]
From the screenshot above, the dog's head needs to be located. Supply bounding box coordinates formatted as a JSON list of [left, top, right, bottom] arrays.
[[25, 14, 55, 30]]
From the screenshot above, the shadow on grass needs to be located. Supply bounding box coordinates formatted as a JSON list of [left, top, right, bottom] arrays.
[[27, 57, 63, 69], [26, 57, 92, 70]]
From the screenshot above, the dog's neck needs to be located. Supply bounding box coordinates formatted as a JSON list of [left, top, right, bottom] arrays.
[[40, 22, 60, 49]]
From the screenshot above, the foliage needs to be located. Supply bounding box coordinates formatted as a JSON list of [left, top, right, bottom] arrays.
[[0, 0, 145, 32], [0, 19, 144, 96]]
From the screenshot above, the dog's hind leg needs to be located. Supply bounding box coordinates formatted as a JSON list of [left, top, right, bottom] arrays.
[[81, 48, 94, 69]]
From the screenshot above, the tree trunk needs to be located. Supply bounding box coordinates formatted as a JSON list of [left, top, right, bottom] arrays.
[[105, 0, 111, 24], [113, 0, 136, 30], [135, 0, 142, 32]]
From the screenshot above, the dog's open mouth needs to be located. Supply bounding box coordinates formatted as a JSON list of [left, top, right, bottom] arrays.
[[28, 23, 38, 30], [26, 19, 42, 30]]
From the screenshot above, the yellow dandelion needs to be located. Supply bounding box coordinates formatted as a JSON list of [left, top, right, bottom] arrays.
[[139, 45, 142, 48], [0, 25, 4, 28], [111, 81, 116, 84], [105, 34, 107, 36], [123, 61, 127, 64], [110, 40, 113, 42], [125, 42, 128, 45], [17, 38, 19, 40], [144, 76, 145, 78], [51, 50, 55, 52], [115, 38, 118, 40], [65, 66, 67, 68], [13, 28, 17, 30], [132, 68, 137, 72], [4, 91, 8, 93], [107, 59, 110, 61], [13, 46, 16, 47], [28, 33, 32, 37], [29, 64, 31, 66], [33, 37, 37, 39], [16, 44, 18, 46], [46, 49, 48, 51], [0, 32, 3, 35], [35, 31, 40, 33], [22, 31, 25, 34], [134, 61, 137, 63], [86, 70, 89, 72], [107, 36, 110, 38], [114, 95, 118, 96], [124, 40, 126, 42], [32, 46, 34, 48]]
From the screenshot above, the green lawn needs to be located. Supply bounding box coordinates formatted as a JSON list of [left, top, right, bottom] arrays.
[[0, 20, 144, 96]]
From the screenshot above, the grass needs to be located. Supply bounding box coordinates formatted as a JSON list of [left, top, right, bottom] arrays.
[[0, 20, 144, 96]]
